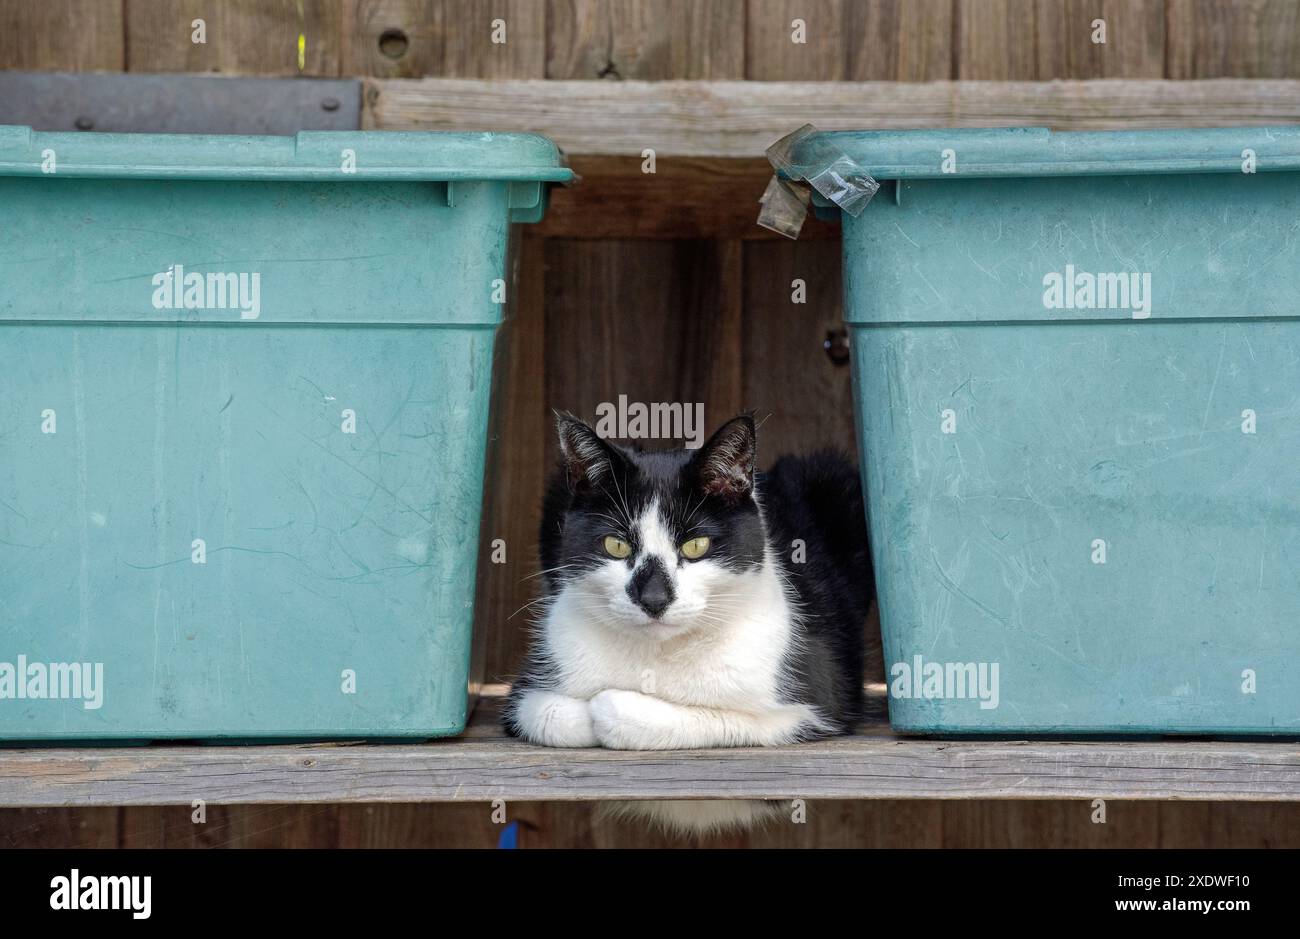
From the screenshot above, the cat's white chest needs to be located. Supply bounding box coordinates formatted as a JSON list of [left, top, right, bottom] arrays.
[[541, 563, 794, 712]]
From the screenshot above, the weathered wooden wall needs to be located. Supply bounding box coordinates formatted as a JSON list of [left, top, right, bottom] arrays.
[[3, 0, 1300, 848], [6, 0, 1300, 79]]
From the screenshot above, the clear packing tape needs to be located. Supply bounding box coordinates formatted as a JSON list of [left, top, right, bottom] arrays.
[[757, 124, 880, 239]]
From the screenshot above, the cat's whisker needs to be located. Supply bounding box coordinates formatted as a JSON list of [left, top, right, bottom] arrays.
[[507, 595, 558, 620], [682, 491, 708, 526], [610, 472, 635, 527], [590, 512, 628, 531], [520, 564, 580, 582]]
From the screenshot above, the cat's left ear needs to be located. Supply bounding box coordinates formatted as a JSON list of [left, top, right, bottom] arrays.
[[691, 415, 757, 504]]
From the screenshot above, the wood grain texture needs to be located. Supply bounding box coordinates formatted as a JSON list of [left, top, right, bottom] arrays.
[[365, 78, 1300, 156], [955, 0, 1039, 79], [6, 800, 1300, 847], [343, 0, 546, 78], [4, 699, 1300, 807], [957, 0, 1165, 79], [547, 0, 745, 79], [1036, 0, 1166, 78], [0, 806, 120, 847], [1167, 0, 1300, 78], [542, 239, 745, 433], [740, 240, 854, 458], [475, 235, 550, 683], [124, 0, 342, 75], [12, 0, 1300, 81], [745, 0, 954, 80], [117, 803, 338, 848], [0, 0, 124, 71]]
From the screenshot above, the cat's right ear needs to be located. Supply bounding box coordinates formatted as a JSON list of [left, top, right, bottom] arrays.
[[691, 414, 757, 504], [556, 412, 621, 491]]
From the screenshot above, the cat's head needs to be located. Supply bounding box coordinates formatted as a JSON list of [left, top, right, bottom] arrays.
[[546, 412, 768, 639]]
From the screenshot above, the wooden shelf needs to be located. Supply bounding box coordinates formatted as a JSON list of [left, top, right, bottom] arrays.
[[365, 78, 1300, 158], [4, 694, 1300, 808]]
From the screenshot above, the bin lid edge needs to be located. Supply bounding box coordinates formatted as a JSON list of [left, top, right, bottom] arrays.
[[798, 125, 1300, 179]]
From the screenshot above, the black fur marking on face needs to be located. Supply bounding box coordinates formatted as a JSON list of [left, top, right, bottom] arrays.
[[540, 419, 768, 584], [627, 556, 674, 618]]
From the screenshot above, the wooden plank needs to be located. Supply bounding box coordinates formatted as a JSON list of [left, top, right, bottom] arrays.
[[336, 803, 497, 847], [746, 0, 953, 80], [4, 705, 1300, 806], [0, 0, 125, 71], [476, 235, 550, 683], [1167, 0, 1300, 78], [741, 240, 853, 458], [745, 0, 843, 80], [955, 0, 1039, 79], [1203, 802, 1300, 847], [124, 0, 342, 75], [547, 0, 745, 79], [1036, 0, 1166, 78], [9, 800, 1300, 846], [888, 0, 957, 81], [0, 806, 120, 847], [365, 78, 1300, 157], [117, 803, 303, 848], [542, 239, 745, 437], [940, 799, 1162, 847], [2, 734, 1299, 806], [957, 0, 1165, 79], [343, 0, 546, 78]]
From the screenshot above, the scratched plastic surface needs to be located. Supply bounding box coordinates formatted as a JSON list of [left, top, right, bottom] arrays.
[[830, 129, 1300, 734], [0, 128, 570, 740]]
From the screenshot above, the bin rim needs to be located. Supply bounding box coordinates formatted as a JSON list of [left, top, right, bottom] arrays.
[[797, 125, 1300, 179], [0, 125, 574, 183]]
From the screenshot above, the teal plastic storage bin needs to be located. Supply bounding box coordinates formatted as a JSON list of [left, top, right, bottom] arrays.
[[0, 126, 570, 741], [815, 126, 1300, 735]]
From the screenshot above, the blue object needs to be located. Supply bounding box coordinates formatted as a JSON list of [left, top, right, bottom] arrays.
[[812, 126, 1300, 734], [0, 127, 570, 741]]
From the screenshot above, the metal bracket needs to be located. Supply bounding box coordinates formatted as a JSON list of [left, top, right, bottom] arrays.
[[0, 71, 361, 135]]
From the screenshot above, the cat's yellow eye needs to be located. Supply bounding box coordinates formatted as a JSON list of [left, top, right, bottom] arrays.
[[680, 536, 711, 560], [603, 535, 632, 559]]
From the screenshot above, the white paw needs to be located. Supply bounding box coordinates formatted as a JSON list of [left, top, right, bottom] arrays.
[[589, 689, 678, 750], [514, 691, 597, 748]]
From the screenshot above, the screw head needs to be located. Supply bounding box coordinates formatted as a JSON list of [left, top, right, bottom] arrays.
[[321, 97, 340, 112], [823, 328, 851, 366], [74, 116, 94, 131]]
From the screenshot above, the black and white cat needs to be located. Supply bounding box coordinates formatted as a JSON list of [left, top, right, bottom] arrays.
[[505, 412, 873, 833]]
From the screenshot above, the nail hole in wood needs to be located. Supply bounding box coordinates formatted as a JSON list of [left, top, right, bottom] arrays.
[[379, 28, 409, 59]]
